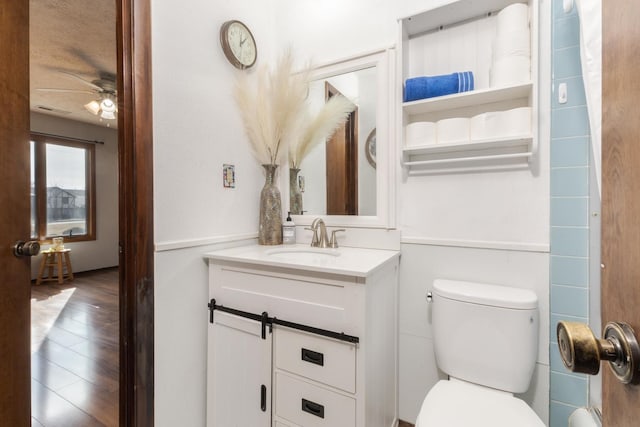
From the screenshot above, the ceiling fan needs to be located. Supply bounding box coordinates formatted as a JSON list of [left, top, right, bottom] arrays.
[[37, 71, 118, 120]]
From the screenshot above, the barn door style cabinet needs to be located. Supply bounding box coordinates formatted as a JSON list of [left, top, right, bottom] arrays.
[[205, 245, 399, 427]]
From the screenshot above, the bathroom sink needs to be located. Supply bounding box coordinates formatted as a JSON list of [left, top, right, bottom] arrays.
[[265, 247, 340, 263]]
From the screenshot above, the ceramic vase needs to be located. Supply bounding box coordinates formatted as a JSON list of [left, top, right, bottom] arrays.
[[259, 164, 282, 245], [289, 168, 303, 215]]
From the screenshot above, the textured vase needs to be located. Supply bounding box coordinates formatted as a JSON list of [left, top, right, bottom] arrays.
[[289, 168, 303, 215], [259, 164, 282, 245]]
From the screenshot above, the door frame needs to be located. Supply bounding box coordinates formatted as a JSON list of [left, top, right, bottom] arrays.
[[117, 0, 154, 425]]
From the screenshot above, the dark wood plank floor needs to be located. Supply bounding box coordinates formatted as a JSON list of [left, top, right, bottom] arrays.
[[399, 421, 415, 427], [31, 267, 119, 427]]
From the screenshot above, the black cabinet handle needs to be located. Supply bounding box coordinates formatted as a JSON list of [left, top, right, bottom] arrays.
[[301, 398, 325, 419], [301, 348, 324, 366], [260, 384, 267, 412]]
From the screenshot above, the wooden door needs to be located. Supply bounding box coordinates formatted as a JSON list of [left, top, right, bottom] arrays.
[[0, 0, 32, 424], [325, 83, 358, 215], [208, 311, 272, 426], [602, 1, 640, 425]]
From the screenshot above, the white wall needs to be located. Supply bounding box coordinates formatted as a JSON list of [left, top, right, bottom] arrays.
[[272, 0, 551, 424], [151, 0, 551, 425], [30, 112, 119, 277], [151, 0, 277, 425]]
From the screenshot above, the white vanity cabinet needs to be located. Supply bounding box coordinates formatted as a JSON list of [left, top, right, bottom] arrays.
[[205, 244, 400, 427]]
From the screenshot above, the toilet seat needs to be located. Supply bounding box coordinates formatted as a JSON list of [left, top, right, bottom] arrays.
[[416, 380, 544, 427]]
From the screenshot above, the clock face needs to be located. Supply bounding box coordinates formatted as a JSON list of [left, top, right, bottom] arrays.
[[221, 20, 257, 69]]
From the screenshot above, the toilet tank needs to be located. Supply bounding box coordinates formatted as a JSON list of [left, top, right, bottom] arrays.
[[432, 279, 539, 394]]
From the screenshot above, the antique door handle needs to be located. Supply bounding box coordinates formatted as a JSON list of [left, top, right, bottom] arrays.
[[557, 321, 640, 384], [13, 240, 41, 257]]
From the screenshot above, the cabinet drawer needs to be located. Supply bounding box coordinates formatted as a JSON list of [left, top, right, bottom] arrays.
[[275, 372, 356, 427], [275, 327, 356, 393]]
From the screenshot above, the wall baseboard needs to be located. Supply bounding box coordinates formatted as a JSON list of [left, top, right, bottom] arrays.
[[401, 236, 550, 253]]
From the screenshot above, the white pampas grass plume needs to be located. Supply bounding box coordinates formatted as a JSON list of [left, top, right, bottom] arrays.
[[233, 49, 310, 165], [289, 95, 356, 168]]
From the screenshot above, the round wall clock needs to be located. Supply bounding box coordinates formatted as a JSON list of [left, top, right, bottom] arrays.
[[219, 20, 257, 70]]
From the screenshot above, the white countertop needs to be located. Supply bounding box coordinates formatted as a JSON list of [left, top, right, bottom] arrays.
[[204, 243, 400, 278]]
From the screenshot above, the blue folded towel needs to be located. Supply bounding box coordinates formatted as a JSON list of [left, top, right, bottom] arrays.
[[404, 71, 475, 102]]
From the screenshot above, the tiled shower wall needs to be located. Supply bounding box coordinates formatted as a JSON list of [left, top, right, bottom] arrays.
[[549, 1, 592, 426]]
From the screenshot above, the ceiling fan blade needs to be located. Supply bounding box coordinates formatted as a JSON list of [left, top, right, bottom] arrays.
[[58, 71, 104, 91], [37, 88, 96, 95]]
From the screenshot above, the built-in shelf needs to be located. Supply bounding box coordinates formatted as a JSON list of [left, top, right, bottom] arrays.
[[402, 0, 524, 36], [404, 135, 532, 156], [402, 82, 532, 116], [398, 0, 538, 172], [402, 136, 535, 169]]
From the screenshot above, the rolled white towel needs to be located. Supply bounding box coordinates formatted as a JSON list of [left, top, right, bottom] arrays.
[[437, 118, 470, 144], [490, 56, 531, 87], [405, 121, 437, 147], [470, 111, 504, 141], [493, 29, 531, 61], [502, 107, 532, 137], [496, 3, 529, 35]]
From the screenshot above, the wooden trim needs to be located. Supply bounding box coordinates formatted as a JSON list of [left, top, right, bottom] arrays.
[[117, 0, 154, 425], [0, 0, 31, 423], [30, 134, 97, 242]]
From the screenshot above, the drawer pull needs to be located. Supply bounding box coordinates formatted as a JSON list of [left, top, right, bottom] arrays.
[[260, 384, 267, 412], [301, 348, 324, 366], [301, 398, 325, 419]]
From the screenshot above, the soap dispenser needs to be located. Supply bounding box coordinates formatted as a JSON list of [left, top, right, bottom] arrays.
[[282, 212, 296, 244]]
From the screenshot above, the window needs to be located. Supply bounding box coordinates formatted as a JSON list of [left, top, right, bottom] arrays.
[[30, 134, 96, 242]]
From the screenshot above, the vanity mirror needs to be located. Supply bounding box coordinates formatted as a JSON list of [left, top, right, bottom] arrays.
[[289, 49, 395, 229]]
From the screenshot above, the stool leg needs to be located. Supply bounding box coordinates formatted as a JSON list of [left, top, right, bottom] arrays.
[[47, 253, 54, 281], [57, 252, 64, 284], [36, 254, 48, 285], [64, 252, 74, 281]]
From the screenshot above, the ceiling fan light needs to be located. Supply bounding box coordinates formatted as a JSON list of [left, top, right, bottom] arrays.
[[100, 98, 116, 113], [84, 100, 101, 115], [101, 110, 116, 120]]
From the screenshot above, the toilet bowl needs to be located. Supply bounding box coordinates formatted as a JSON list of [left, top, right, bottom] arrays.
[[416, 379, 543, 426], [416, 279, 544, 426]]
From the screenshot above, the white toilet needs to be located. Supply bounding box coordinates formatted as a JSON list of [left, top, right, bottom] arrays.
[[416, 279, 545, 426]]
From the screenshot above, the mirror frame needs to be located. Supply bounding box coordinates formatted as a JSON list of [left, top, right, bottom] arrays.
[[288, 48, 396, 229]]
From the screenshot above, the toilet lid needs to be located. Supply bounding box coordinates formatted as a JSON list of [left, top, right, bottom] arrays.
[[416, 380, 544, 427]]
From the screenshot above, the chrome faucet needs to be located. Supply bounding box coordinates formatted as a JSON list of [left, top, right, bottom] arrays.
[[310, 218, 329, 248]]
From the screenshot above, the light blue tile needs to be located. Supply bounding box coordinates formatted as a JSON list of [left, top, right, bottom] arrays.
[[552, 106, 590, 138], [554, 15, 580, 49], [551, 137, 590, 167], [550, 372, 588, 407], [551, 197, 589, 226], [550, 167, 589, 197], [550, 401, 580, 427], [554, 46, 582, 79], [551, 285, 589, 317], [551, 256, 589, 286], [550, 342, 587, 378], [550, 313, 588, 343], [550, 342, 565, 373], [553, 0, 577, 20], [551, 227, 589, 257], [552, 76, 587, 109]]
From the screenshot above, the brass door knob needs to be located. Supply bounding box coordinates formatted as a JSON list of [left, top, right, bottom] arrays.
[[557, 321, 640, 384]]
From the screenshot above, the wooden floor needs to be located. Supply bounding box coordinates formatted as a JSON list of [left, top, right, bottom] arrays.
[[31, 267, 119, 427]]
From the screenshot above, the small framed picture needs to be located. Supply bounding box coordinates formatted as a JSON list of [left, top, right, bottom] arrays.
[[223, 164, 235, 188]]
